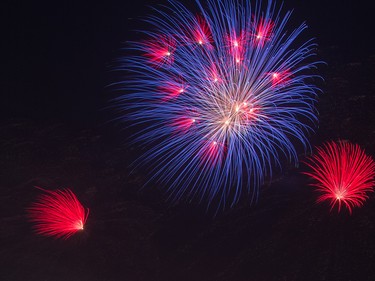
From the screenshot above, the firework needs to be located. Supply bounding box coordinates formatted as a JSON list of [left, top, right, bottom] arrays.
[[27, 187, 89, 239], [304, 141, 375, 214], [118, 0, 321, 208]]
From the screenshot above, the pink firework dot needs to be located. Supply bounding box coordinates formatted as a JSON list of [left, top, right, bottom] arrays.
[[27, 187, 89, 239], [304, 141, 375, 214]]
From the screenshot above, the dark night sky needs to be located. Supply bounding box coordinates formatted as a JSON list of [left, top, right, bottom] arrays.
[[1, 0, 374, 125]]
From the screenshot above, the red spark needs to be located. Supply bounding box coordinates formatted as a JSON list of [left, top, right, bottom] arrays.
[[270, 69, 291, 87], [242, 105, 261, 123], [158, 81, 188, 101], [143, 35, 176, 66], [172, 116, 196, 133], [225, 30, 246, 63], [205, 63, 223, 83], [252, 17, 274, 46], [27, 187, 89, 239], [192, 16, 213, 48], [199, 140, 226, 167], [304, 141, 375, 214]]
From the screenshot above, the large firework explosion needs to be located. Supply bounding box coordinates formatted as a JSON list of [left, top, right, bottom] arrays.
[[118, 0, 321, 209], [304, 141, 375, 214]]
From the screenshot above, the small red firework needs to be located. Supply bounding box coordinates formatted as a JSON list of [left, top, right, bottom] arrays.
[[205, 63, 223, 83], [172, 116, 196, 134], [199, 140, 227, 167], [251, 17, 274, 46], [225, 30, 246, 63], [27, 187, 89, 239], [191, 16, 213, 48], [143, 34, 176, 66], [241, 104, 262, 124], [304, 141, 375, 214], [158, 81, 188, 101], [270, 69, 291, 87]]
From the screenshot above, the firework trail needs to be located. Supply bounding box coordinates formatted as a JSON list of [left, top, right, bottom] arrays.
[[27, 187, 89, 239], [304, 141, 375, 214], [118, 0, 321, 208]]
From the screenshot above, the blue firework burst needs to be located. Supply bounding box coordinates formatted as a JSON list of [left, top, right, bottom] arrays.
[[117, 0, 322, 209]]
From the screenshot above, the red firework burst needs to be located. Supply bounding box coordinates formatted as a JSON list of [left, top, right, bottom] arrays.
[[27, 187, 89, 239], [191, 15, 213, 48], [143, 34, 176, 67], [304, 141, 375, 214]]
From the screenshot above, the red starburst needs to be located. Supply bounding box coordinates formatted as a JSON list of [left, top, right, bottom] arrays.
[[27, 187, 89, 239], [199, 140, 227, 167], [158, 80, 188, 101], [304, 141, 375, 214], [270, 69, 291, 87], [172, 116, 196, 134], [225, 30, 247, 63], [205, 63, 223, 83], [143, 34, 176, 67], [251, 17, 274, 46], [191, 16, 213, 48]]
